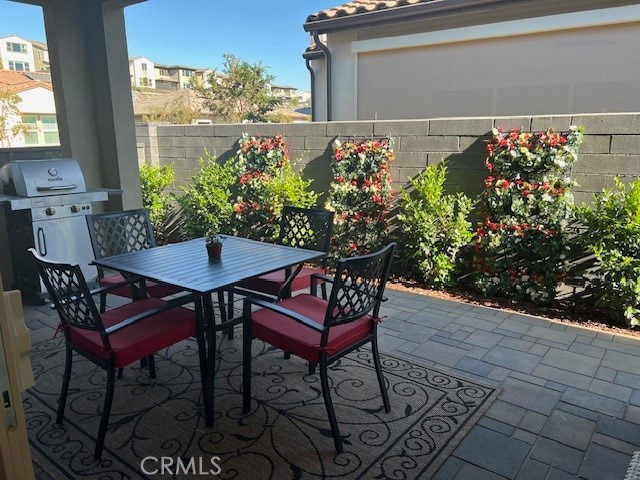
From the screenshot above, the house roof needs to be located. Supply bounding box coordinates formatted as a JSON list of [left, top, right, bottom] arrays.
[[304, 0, 639, 32], [0, 70, 52, 94]]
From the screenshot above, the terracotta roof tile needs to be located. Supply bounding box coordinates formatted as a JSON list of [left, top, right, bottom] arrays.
[[307, 0, 429, 23], [0, 70, 52, 94]]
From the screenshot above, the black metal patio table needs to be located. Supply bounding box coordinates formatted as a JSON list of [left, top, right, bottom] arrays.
[[92, 235, 325, 427]]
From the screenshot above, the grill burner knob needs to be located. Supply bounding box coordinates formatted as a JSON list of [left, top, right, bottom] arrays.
[[45, 207, 56, 216], [71, 205, 80, 213]]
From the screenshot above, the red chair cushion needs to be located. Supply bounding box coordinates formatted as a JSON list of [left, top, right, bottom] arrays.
[[239, 266, 325, 297], [251, 294, 373, 363], [100, 274, 183, 299], [68, 298, 196, 368]]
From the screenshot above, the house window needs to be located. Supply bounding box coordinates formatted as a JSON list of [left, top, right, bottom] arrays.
[[6, 42, 27, 53], [141, 63, 148, 71], [21, 115, 60, 145], [181, 70, 193, 77], [8, 61, 30, 71]]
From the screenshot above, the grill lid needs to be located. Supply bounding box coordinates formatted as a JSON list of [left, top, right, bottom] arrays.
[[0, 159, 87, 197]]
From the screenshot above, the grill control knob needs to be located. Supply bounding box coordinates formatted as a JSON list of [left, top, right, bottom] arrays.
[[70, 205, 80, 213], [45, 207, 56, 216]]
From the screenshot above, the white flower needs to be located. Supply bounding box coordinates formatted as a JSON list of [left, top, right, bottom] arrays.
[[555, 159, 566, 169], [333, 138, 342, 149], [542, 194, 553, 202]]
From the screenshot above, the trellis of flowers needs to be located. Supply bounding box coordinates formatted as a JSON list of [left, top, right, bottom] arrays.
[[473, 126, 584, 305], [325, 137, 394, 258], [233, 133, 289, 240]]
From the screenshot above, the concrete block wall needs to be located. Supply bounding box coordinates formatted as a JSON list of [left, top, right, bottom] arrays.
[[136, 113, 640, 205]]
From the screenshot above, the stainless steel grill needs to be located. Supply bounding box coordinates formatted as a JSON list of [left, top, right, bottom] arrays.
[[0, 159, 111, 299]]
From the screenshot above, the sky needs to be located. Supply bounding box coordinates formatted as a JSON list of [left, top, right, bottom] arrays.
[[0, 0, 340, 90]]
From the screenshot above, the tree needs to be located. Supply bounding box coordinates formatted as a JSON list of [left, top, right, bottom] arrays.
[[0, 91, 32, 147], [142, 96, 199, 125], [193, 54, 280, 123]]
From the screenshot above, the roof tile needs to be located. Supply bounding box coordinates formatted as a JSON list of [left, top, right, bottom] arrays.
[[307, 0, 431, 23], [0, 70, 52, 94]]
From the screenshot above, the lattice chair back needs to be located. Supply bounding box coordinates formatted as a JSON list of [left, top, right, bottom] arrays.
[[278, 206, 334, 264], [29, 249, 105, 337], [87, 208, 157, 260], [323, 242, 396, 331]]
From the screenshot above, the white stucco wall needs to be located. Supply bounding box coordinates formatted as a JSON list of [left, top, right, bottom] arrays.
[[16, 87, 56, 114], [356, 22, 640, 120]]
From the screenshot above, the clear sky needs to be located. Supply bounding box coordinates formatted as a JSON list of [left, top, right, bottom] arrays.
[[0, 0, 340, 90]]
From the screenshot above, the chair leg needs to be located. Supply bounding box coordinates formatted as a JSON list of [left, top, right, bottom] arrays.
[[227, 290, 235, 339], [56, 346, 73, 424], [217, 291, 233, 339], [308, 363, 316, 375], [371, 336, 390, 413], [242, 301, 252, 414], [99, 292, 107, 314], [320, 360, 343, 453], [147, 355, 156, 379], [117, 368, 123, 379], [321, 281, 328, 300], [284, 352, 291, 360], [94, 365, 116, 460]]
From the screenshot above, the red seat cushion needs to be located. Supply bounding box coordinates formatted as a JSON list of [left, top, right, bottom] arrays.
[[100, 274, 183, 299], [239, 266, 325, 297], [251, 294, 373, 363], [68, 298, 196, 368]]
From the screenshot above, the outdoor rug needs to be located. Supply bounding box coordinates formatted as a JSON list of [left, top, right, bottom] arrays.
[[25, 330, 498, 479]]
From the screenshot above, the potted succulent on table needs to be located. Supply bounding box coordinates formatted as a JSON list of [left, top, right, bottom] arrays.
[[205, 233, 225, 261]]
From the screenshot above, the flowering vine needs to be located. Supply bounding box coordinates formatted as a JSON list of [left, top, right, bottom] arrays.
[[473, 126, 584, 304], [325, 137, 394, 258], [233, 133, 317, 240]]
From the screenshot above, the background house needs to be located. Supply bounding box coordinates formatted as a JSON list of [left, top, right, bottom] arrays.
[[0, 35, 36, 72], [304, 0, 640, 121], [129, 57, 156, 88], [0, 70, 58, 147]]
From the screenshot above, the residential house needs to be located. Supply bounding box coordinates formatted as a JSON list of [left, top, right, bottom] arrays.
[[152, 63, 198, 90], [0, 35, 35, 72], [30, 40, 50, 72], [304, 0, 640, 121], [0, 70, 58, 147], [153, 64, 179, 90], [129, 57, 156, 88], [269, 84, 297, 102]]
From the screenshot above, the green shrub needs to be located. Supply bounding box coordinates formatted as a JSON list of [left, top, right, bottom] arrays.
[[178, 150, 236, 238], [139, 164, 177, 243], [232, 133, 317, 240], [576, 178, 640, 326], [473, 126, 584, 305], [325, 138, 394, 258], [398, 162, 474, 287]]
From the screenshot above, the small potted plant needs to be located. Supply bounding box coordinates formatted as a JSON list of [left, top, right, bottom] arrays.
[[205, 233, 225, 261]]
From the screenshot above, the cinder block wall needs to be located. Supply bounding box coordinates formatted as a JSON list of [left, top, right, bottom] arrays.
[[136, 113, 640, 205]]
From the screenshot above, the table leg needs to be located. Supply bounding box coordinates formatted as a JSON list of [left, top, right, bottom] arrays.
[[202, 294, 216, 427]]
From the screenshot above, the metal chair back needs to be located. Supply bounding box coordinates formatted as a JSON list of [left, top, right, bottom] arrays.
[[86, 208, 157, 260]]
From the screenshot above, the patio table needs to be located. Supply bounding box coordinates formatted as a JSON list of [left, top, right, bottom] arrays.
[[92, 235, 325, 427]]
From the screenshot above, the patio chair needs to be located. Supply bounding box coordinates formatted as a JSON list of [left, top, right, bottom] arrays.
[[242, 242, 396, 453], [30, 248, 201, 460], [226, 206, 334, 337], [86, 209, 183, 312]]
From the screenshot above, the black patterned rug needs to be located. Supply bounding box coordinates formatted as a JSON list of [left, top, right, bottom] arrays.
[[25, 330, 498, 480]]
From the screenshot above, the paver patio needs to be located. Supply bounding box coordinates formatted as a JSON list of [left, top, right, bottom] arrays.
[[21, 286, 640, 479]]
